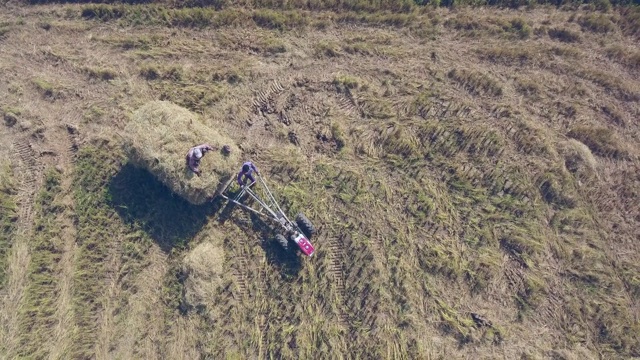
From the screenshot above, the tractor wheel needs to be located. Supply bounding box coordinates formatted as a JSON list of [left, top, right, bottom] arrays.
[[295, 213, 316, 239], [275, 234, 288, 250]]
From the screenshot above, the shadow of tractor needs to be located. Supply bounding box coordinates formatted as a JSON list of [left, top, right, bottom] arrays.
[[218, 187, 303, 279], [108, 164, 224, 252]]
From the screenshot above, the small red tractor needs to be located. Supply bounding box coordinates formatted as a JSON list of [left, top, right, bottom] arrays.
[[218, 171, 316, 256]]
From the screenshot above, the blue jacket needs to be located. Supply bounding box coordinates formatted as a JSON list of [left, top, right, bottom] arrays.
[[237, 161, 258, 185]]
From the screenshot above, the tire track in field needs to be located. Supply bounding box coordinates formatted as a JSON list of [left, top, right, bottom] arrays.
[[224, 80, 286, 153], [228, 237, 249, 300], [109, 246, 167, 360], [335, 91, 360, 118], [257, 266, 269, 360], [325, 231, 348, 327], [0, 138, 42, 356], [236, 236, 270, 359], [49, 124, 80, 360], [252, 80, 286, 113], [95, 230, 124, 360], [392, 97, 473, 120], [225, 231, 265, 358]]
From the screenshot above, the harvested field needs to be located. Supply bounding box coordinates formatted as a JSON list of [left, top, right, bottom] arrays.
[[0, 2, 639, 359]]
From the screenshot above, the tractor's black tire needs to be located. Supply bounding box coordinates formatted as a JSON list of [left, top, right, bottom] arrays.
[[275, 234, 289, 250], [295, 213, 316, 239]]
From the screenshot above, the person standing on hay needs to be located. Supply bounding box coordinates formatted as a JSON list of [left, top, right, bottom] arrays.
[[237, 161, 260, 188], [186, 144, 216, 176]]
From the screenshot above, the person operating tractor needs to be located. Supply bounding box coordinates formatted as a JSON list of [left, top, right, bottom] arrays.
[[186, 143, 215, 176], [237, 161, 260, 187]]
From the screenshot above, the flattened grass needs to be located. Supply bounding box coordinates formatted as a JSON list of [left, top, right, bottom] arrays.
[[17, 169, 64, 359], [70, 146, 123, 359], [0, 164, 17, 288], [567, 126, 630, 159]]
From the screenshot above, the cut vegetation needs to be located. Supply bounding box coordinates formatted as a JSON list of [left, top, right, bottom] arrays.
[[0, 1, 638, 359]]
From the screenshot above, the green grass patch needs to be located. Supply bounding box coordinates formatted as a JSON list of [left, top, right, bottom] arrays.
[[605, 45, 640, 69], [481, 44, 580, 66], [337, 232, 396, 357], [252, 9, 308, 30], [17, 169, 64, 359], [577, 68, 639, 102], [81, 4, 126, 21], [496, 17, 531, 39], [82, 105, 106, 123], [550, 208, 592, 235], [411, 88, 439, 115], [499, 232, 541, 268], [98, 34, 162, 50], [560, 259, 640, 356], [139, 64, 230, 110], [600, 104, 626, 126], [70, 144, 125, 359], [548, 27, 581, 42], [590, 0, 613, 11], [465, 248, 501, 292], [0, 164, 17, 288], [334, 11, 417, 27], [330, 122, 346, 151], [32, 78, 60, 99], [359, 96, 394, 120], [435, 299, 475, 342], [510, 119, 552, 156], [567, 126, 629, 159], [332, 74, 360, 90], [161, 261, 188, 315], [537, 171, 577, 209], [342, 42, 375, 56], [514, 272, 545, 318], [81, 5, 249, 27], [156, 83, 226, 113], [448, 68, 503, 97], [619, 261, 640, 298], [140, 64, 161, 80], [0, 25, 10, 38], [315, 41, 342, 58], [83, 66, 117, 81], [515, 78, 540, 99], [80, 5, 310, 29], [65, 143, 153, 358], [259, 36, 287, 54], [79, 4, 425, 30], [481, 46, 535, 65], [578, 13, 616, 34], [619, 6, 640, 38], [444, 14, 487, 33], [414, 121, 504, 160], [549, 45, 581, 58]]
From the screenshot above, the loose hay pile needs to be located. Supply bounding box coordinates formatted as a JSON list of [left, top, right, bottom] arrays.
[[183, 241, 224, 308], [123, 101, 240, 204]]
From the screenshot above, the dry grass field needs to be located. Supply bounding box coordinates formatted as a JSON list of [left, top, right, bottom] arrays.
[[0, 1, 639, 359]]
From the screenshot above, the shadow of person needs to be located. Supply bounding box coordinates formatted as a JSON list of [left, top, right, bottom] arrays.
[[108, 163, 224, 252]]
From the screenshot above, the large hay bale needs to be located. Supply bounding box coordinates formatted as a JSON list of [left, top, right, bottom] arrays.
[[123, 101, 240, 204]]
